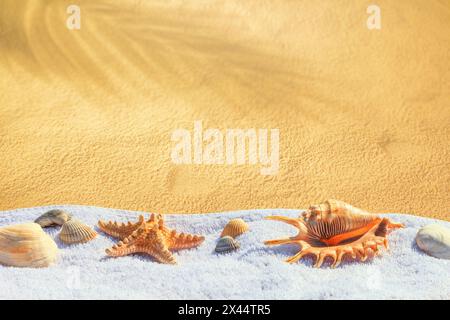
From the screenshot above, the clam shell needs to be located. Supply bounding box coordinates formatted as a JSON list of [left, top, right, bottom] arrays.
[[59, 220, 97, 244], [215, 236, 240, 253], [0, 223, 58, 268], [35, 209, 72, 227], [220, 218, 249, 238], [416, 224, 450, 260]]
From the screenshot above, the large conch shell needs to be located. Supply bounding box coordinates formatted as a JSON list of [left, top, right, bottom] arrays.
[[264, 199, 404, 268], [59, 220, 97, 244], [0, 223, 58, 268]]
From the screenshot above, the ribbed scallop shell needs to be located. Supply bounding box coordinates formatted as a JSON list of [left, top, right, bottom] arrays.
[[35, 209, 72, 227], [416, 224, 450, 260], [220, 218, 249, 238], [59, 220, 97, 244], [0, 223, 58, 268], [215, 236, 240, 253], [300, 199, 382, 246]]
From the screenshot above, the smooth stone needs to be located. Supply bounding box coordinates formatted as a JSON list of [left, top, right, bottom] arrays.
[[416, 224, 450, 260]]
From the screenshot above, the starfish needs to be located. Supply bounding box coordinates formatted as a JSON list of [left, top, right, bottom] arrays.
[[98, 214, 205, 264]]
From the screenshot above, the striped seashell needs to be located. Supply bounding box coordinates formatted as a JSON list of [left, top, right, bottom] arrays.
[[220, 218, 249, 238], [59, 219, 97, 244], [265, 199, 404, 268], [416, 224, 450, 260], [0, 223, 58, 268], [215, 236, 240, 253], [35, 209, 72, 227]]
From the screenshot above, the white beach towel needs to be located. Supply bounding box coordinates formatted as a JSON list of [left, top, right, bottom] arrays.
[[0, 205, 449, 300]]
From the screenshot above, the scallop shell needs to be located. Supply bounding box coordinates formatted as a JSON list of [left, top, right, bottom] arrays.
[[0, 223, 58, 268], [416, 224, 450, 260], [59, 220, 97, 244], [35, 209, 72, 227], [215, 236, 240, 253], [220, 218, 249, 238]]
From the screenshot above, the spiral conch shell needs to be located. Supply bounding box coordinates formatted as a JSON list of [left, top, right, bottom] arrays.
[[220, 218, 249, 238], [264, 199, 404, 268], [416, 224, 450, 260], [59, 220, 97, 244], [215, 236, 240, 253], [0, 223, 58, 268]]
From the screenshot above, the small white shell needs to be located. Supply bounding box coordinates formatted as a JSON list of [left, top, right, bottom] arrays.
[[416, 224, 450, 260], [0, 223, 58, 268], [215, 236, 240, 253], [220, 218, 249, 238], [59, 220, 97, 244], [35, 209, 72, 227]]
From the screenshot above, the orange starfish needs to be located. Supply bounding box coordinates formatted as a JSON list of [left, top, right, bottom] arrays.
[[98, 214, 205, 264]]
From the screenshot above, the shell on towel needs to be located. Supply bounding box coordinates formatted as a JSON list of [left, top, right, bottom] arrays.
[[59, 219, 97, 244], [35, 209, 72, 227], [0, 222, 58, 268], [220, 218, 249, 238], [215, 236, 240, 253], [264, 199, 404, 268], [98, 214, 146, 240], [416, 224, 450, 260]]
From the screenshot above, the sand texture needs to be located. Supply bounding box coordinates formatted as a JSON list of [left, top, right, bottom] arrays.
[[0, 1, 449, 219]]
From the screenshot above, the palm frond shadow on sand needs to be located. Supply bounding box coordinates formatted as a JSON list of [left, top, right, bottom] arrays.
[[1, 0, 331, 112]]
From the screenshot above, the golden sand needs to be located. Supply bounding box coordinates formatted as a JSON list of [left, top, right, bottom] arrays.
[[0, 1, 449, 220]]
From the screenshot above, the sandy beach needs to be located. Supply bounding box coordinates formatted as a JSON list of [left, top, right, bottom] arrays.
[[0, 0, 449, 220]]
